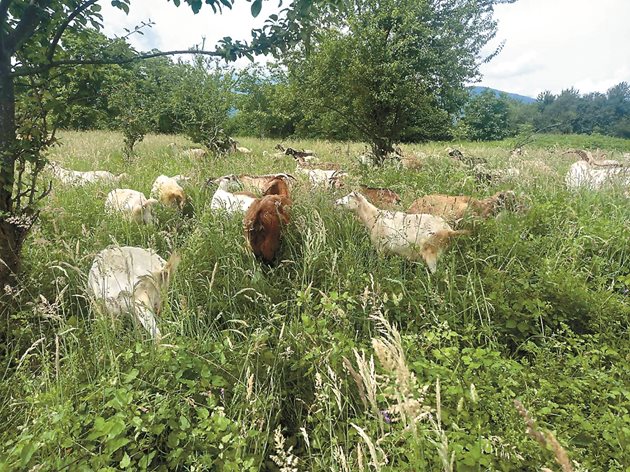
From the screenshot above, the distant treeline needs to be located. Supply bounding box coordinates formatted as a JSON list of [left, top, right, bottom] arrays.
[[48, 30, 629, 144]]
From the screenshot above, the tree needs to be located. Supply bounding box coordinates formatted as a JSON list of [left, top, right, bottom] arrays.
[[169, 57, 236, 152], [231, 64, 300, 139], [290, 0, 515, 163], [606, 82, 630, 138], [460, 90, 512, 141], [0, 0, 343, 287], [49, 28, 135, 130]]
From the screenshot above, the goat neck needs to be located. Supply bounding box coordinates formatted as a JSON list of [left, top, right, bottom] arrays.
[[354, 193, 380, 228]]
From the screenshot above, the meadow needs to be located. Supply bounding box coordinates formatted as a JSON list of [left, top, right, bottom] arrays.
[[1, 130, 629, 471]]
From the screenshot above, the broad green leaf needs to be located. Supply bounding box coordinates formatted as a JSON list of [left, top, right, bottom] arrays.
[[251, 0, 262, 17], [120, 452, 131, 468]]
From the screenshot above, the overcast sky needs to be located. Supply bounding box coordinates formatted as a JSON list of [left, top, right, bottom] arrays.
[[101, 0, 630, 99]]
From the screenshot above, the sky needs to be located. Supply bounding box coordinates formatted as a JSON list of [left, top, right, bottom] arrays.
[[101, 0, 630, 99]]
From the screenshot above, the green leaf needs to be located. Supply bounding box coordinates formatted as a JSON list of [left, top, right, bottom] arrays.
[[107, 436, 130, 453], [120, 452, 131, 468], [179, 415, 190, 430], [167, 432, 180, 448], [251, 0, 262, 17], [20, 442, 37, 466], [190, 0, 202, 13], [124, 368, 139, 383]]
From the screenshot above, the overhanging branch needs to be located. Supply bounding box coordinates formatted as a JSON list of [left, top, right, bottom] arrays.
[[46, 0, 99, 62], [12, 48, 233, 77]]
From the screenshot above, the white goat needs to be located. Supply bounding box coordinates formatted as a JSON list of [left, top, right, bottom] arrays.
[[183, 148, 207, 159], [105, 189, 159, 224], [210, 176, 256, 214], [151, 175, 186, 209], [49, 162, 126, 186], [335, 192, 469, 273], [296, 165, 347, 188], [87, 246, 180, 341], [565, 160, 630, 190]]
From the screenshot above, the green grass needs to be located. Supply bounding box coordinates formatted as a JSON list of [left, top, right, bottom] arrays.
[[1, 131, 629, 471]]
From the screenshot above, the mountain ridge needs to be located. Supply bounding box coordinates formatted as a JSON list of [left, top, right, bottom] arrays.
[[470, 86, 536, 104]]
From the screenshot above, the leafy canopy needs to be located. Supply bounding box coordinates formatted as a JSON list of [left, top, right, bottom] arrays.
[[289, 0, 515, 160]]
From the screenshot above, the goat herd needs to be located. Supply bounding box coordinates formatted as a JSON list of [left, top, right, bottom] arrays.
[[46, 144, 629, 342]]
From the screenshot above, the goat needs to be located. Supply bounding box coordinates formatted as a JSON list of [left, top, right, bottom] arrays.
[[244, 178, 291, 264], [565, 160, 630, 190], [294, 156, 340, 171], [183, 148, 207, 159], [151, 175, 186, 210], [335, 192, 469, 273], [407, 191, 517, 225], [566, 149, 624, 167], [236, 146, 252, 154], [49, 162, 126, 186], [276, 144, 317, 162], [295, 161, 347, 188], [87, 246, 180, 341], [211, 176, 257, 214], [297, 167, 347, 188], [400, 154, 424, 170], [105, 189, 159, 225], [237, 173, 296, 193], [359, 185, 401, 207]]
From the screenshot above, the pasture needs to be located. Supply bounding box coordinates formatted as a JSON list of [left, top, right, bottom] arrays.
[[1, 131, 629, 470]]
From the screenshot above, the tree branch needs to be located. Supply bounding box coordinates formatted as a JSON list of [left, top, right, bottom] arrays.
[[46, 0, 99, 62], [12, 48, 233, 77], [6, 0, 50, 54]]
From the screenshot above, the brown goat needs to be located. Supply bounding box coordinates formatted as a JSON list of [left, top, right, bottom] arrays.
[[359, 185, 401, 207], [408, 191, 516, 225], [244, 179, 292, 264], [263, 177, 291, 197]]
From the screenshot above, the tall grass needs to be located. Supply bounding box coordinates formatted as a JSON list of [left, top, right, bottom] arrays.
[[0, 131, 628, 470]]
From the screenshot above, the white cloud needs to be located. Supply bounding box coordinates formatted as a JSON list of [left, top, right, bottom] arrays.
[[100, 0, 630, 97], [479, 0, 630, 97]]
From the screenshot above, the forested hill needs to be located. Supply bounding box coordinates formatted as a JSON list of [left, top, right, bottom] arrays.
[[470, 86, 536, 104]]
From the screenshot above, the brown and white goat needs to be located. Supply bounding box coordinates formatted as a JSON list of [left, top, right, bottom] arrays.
[[335, 192, 468, 273], [407, 191, 517, 225], [105, 189, 159, 225], [151, 175, 186, 210], [237, 173, 295, 193], [359, 185, 401, 207], [244, 178, 292, 264]]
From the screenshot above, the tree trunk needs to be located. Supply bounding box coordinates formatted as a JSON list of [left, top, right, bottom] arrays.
[[371, 139, 396, 166], [0, 53, 22, 286]]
